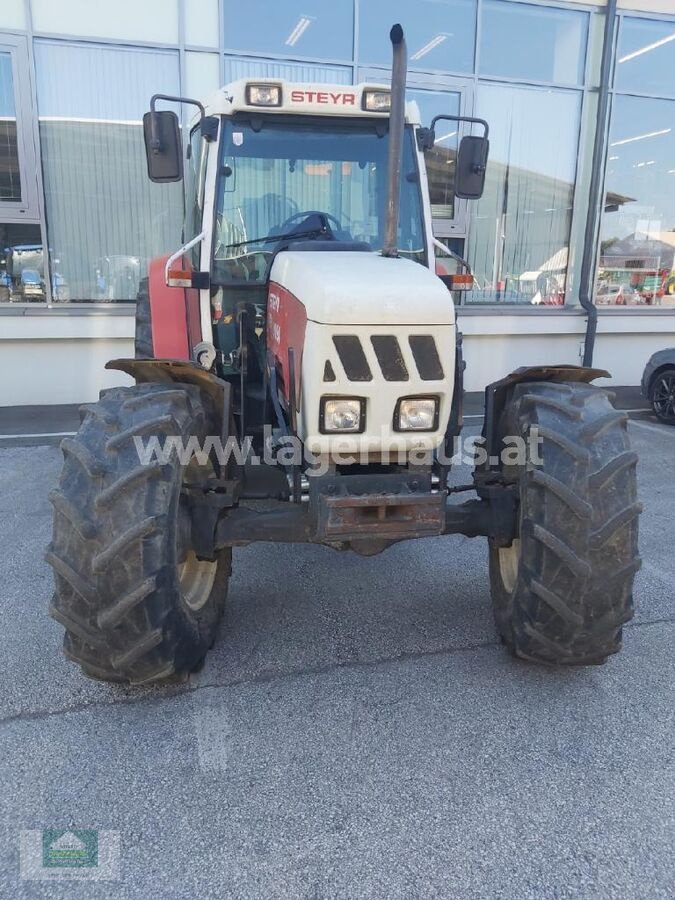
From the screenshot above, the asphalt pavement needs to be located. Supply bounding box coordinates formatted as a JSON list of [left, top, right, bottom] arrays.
[[0, 415, 673, 898]]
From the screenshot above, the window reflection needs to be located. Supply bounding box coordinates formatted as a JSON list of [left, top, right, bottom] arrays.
[[35, 42, 183, 303], [597, 94, 675, 306], [480, 0, 587, 86], [616, 17, 675, 98], [0, 223, 47, 302], [0, 52, 21, 202], [224, 0, 353, 60], [359, 0, 476, 73], [409, 89, 461, 220], [465, 84, 580, 304]]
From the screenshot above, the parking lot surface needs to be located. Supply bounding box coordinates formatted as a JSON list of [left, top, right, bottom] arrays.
[[0, 417, 673, 898]]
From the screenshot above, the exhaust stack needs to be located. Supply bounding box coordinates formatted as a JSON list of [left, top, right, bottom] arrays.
[[381, 24, 407, 259]]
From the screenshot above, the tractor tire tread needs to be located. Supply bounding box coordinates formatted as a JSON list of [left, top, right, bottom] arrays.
[[134, 277, 153, 358], [105, 415, 178, 452], [589, 450, 638, 490], [94, 461, 165, 509], [60, 438, 106, 478], [47, 382, 231, 684], [489, 381, 640, 666], [48, 489, 98, 540], [528, 469, 592, 519], [97, 575, 158, 629]]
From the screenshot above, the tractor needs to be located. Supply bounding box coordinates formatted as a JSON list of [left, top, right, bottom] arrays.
[[47, 26, 641, 684]]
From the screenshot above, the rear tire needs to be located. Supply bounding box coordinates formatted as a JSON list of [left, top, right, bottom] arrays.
[[47, 382, 230, 684], [648, 366, 675, 425], [134, 276, 153, 358], [489, 381, 641, 666]]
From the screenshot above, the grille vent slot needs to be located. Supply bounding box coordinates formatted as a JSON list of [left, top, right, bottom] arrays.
[[408, 335, 444, 381], [332, 336, 372, 382], [370, 335, 409, 381]]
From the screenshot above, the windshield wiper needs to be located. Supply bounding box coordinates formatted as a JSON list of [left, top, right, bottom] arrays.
[[223, 225, 327, 251]]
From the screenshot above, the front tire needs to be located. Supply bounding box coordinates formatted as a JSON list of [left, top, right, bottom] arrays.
[[489, 381, 641, 666], [46, 382, 230, 683]]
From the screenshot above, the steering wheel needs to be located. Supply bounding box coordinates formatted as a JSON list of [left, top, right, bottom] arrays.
[[278, 210, 344, 235]]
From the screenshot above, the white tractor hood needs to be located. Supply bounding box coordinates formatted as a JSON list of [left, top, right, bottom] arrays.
[[269, 250, 455, 326]]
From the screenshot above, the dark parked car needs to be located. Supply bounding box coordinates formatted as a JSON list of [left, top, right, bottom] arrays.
[[642, 349, 675, 424]]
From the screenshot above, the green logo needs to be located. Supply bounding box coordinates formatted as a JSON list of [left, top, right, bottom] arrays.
[[42, 830, 98, 869]]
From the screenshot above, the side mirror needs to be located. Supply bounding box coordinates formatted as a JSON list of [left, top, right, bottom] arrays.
[[456, 134, 489, 200], [143, 109, 183, 183]]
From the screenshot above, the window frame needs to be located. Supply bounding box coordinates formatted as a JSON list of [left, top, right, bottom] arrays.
[[184, 123, 209, 269], [0, 34, 41, 222]]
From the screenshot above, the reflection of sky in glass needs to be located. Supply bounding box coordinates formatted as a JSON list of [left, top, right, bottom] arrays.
[[0, 52, 21, 202], [0, 53, 16, 118], [601, 95, 675, 242], [224, 0, 354, 60], [616, 17, 675, 97], [359, 0, 475, 73], [479, 0, 587, 85]]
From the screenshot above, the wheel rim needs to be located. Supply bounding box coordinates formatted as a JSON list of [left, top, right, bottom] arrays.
[[652, 374, 675, 420], [177, 459, 218, 612], [178, 550, 217, 612], [498, 539, 521, 594]]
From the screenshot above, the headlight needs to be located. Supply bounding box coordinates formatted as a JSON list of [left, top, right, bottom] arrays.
[[395, 397, 439, 432], [320, 397, 365, 433], [362, 89, 391, 112], [246, 84, 282, 106]]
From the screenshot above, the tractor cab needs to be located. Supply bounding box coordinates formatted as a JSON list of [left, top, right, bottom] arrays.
[[194, 80, 432, 397], [140, 71, 489, 465]]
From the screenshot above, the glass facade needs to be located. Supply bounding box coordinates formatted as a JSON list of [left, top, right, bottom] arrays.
[[34, 41, 183, 303], [467, 83, 581, 304], [479, 0, 587, 85], [358, 0, 476, 74], [223, 0, 354, 61], [0, 1, 672, 310], [596, 15, 675, 306]]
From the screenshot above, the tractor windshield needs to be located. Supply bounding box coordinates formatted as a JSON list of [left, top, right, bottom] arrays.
[[212, 116, 426, 284]]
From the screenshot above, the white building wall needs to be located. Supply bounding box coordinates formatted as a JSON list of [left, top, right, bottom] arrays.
[[2, 310, 675, 405], [0, 314, 133, 405], [2, 0, 675, 407], [461, 311, 675, 392]]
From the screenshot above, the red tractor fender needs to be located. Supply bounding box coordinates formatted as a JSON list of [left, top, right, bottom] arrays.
[[145, 255, 202, 360]]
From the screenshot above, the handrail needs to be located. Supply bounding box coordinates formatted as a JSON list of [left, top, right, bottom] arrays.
[[164, 231, 205, 284]]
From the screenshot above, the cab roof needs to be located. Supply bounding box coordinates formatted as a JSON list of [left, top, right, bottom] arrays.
[[202, 79, 421, 125]]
